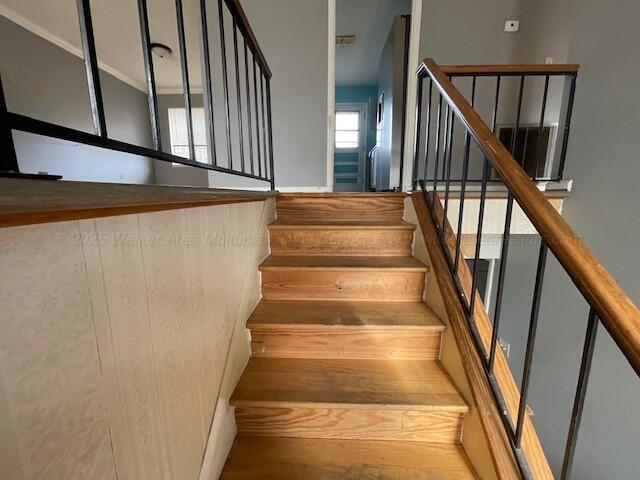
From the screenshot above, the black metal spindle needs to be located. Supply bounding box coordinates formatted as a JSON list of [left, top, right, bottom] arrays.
[[232, 21, 245, 172], [535, 75, 550, 179], [509, 75, 525, 160], [453, 76, 476, 274], [260, 73, 267, 179], [488, 192, 514, 371], [136, 0, 162, 150], [441, 108, 454, 237], [557, 74, 577, 180], [76, 0, 107, 138], [243, 39, 254, 175], [411, 77, 424, 191], [431, 95, 443, 198], [488, 76, 525, 364], [266, 77, 275, 189], [422, 80, 433, 185], [0, 76, 19, 174], [253, 59, 262, 178], [175, 0, 195, 160], [217, 0, 233, 169], [199, 0, 217, 166], [469, 158, 490, 316], [560, 308, 599, 480], [515, 241, 548, 445]]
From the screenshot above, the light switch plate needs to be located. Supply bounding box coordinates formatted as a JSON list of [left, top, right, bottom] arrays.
[[505, 20, 519, 32]]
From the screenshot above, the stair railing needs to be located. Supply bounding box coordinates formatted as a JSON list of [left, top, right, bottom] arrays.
[[0, 0, 275, 189], [412, 58, 640, 479]]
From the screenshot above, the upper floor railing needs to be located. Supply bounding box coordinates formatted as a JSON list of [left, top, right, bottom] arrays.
[[414, 62, 578, 186], [0, 0, 274, 189], [412, 58, 640, 479]]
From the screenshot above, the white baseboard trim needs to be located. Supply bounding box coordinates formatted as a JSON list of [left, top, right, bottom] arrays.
[[198, 399, 237, 480]]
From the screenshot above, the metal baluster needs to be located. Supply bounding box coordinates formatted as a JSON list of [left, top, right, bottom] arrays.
[[431, 94, 443, 200], [232, 21, 245, 171], [441, 108, 454, 237], [488, 75, 525, 370], [243, 39, 254, 175], [535, 74, 550, 180], [199, 0, 217, 166], [454, 76, 476, 275], [560, 308, 599, 480], [514, 241, 548, 445], [260, 73, 267, 179], [76, 0, 107, 137], [411, 76, 424, 191], [175, 0, 195, 160], [488, 192, 514, 371], [422, 80, 433, 186], [0, 76, 19, 174], [557, 74, 577, 180], [217, 0, 233, 168], [266, 77, 275, 189], [136, 0, 162, 150], [469, 75, 500, 318], [253, 59, 262, 178]]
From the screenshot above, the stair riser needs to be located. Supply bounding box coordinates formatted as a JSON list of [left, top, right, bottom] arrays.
[[235, 406, 463, 443], [261, 270, 426, 301], [269, 228, 414, 256], [276, 196, 404, 222], [250, 328, 442, 360]]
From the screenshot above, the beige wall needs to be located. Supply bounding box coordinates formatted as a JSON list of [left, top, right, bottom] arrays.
[[0, 199, 275, 480]]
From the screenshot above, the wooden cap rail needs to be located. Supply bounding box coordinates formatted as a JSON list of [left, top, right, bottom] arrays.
[[418, 58, 640, 375], [438, 63, 580, 76]]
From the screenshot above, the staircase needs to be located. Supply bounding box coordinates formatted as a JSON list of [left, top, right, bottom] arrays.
[[221, 193, 478, 479]]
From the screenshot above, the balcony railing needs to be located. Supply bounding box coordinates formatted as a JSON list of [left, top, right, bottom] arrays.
[[0, 0, 274, 189]]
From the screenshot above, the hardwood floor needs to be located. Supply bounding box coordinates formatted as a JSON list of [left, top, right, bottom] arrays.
[[221, 193, 478, 478]]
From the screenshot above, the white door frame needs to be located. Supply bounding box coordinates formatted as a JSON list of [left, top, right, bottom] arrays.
[[326, 0, 423, 192], [334, 103, 368, 192]]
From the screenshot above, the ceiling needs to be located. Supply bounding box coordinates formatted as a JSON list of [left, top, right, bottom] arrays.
[[0, 0, 206, 92], [335, 0, 411, 87]]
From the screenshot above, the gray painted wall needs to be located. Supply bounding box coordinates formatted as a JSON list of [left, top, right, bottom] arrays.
[[0, 17, 156, 184], [427, 0, 640, 476], [240, 0, 328, 188], [502, 1, 640, 478], [418, 1, 640, 476], [375, 16, 407, 190]]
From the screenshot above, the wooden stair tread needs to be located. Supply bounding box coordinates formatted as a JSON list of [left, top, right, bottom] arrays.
[[269, 219, 416, 229], [231, 358, 468, 412], [248, 300, 444, 329], [259, 255, 428, 271], [221, 436, 479, 479]]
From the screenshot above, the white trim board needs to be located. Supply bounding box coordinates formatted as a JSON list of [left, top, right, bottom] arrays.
[[326, 0, 336, 192], [401, 0, 423, 191], [0, 5, 145, 92]]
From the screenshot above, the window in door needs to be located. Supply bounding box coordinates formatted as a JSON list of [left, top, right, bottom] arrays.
[[335, 111, 360, 149], [168, 107, 208, 164]]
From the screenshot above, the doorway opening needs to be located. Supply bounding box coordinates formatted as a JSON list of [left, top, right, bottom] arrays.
[[333, 0, 412, 192]]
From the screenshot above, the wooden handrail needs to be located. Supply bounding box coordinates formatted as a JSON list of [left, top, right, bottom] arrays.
[[224, 0, 272, 78], [418, 57, 640, 375], [438, 63, 580, 76]]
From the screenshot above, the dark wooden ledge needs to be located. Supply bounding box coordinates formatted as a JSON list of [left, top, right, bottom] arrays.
[[0, 178, 275, 228]]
